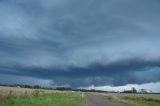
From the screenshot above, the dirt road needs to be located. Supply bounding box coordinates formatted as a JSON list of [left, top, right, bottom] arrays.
[[85, 93, 130, 106]]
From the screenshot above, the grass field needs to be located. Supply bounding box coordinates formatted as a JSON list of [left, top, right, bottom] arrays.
[[0, 87, 85, 106], [1, 86, 160, 106], [100, 93, 160, 106], [0, 86, 60, 95]]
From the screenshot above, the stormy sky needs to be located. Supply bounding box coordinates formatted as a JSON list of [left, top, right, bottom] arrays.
[[0, 0, 160, 91]]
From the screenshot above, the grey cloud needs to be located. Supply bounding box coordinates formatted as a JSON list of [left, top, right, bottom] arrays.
[[0, 0, 160, 87], [0, 58, 160, 87]]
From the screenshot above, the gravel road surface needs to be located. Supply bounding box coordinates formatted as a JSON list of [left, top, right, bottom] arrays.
[[85, 93, 130, 106]]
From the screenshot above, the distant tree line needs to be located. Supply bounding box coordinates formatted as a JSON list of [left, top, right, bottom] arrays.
[[0, 84, 156, 94], [122, 87, 150, 93], [123, 87, 138, 93], [14, 84, 41, 89]]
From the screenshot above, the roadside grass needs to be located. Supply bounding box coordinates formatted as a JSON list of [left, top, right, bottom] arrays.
[[121, 96, 160, 106], [101, 93, 160, 106], [105, 95, 113, 100], [0, 90, 85, 106]]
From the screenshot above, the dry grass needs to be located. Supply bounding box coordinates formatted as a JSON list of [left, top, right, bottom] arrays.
[[0, 86, 62, 95], [96, 93, 160, 106], [0, 86, 85, 106], [102, 93, 160, 100]]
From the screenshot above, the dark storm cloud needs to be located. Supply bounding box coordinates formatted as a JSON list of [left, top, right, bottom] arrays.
[[1, 58, 160, 87], [0, 0, 160, 87]]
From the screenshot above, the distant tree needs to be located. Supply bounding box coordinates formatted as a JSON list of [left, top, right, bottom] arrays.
[[90, 89, 96, 92], [132, 87, 137, 93], [34, 85, 40, 89], [139, 89, 147, 93]]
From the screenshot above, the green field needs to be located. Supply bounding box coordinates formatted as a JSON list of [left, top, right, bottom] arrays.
[[102, 93, 160, 106], [122, 96, 160, 106], [0, 91, 85, 106]]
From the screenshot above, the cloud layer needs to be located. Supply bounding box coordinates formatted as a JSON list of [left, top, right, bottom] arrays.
[[0, 0, 160, 87]]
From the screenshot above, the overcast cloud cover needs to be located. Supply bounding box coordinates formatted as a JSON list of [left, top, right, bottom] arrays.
[[0, 0, 160, 92]]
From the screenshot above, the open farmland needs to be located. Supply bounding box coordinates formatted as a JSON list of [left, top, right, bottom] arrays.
[[1, 86, 160, 106], [98, 93, 160, 106], [0, 86, 85, 106]]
